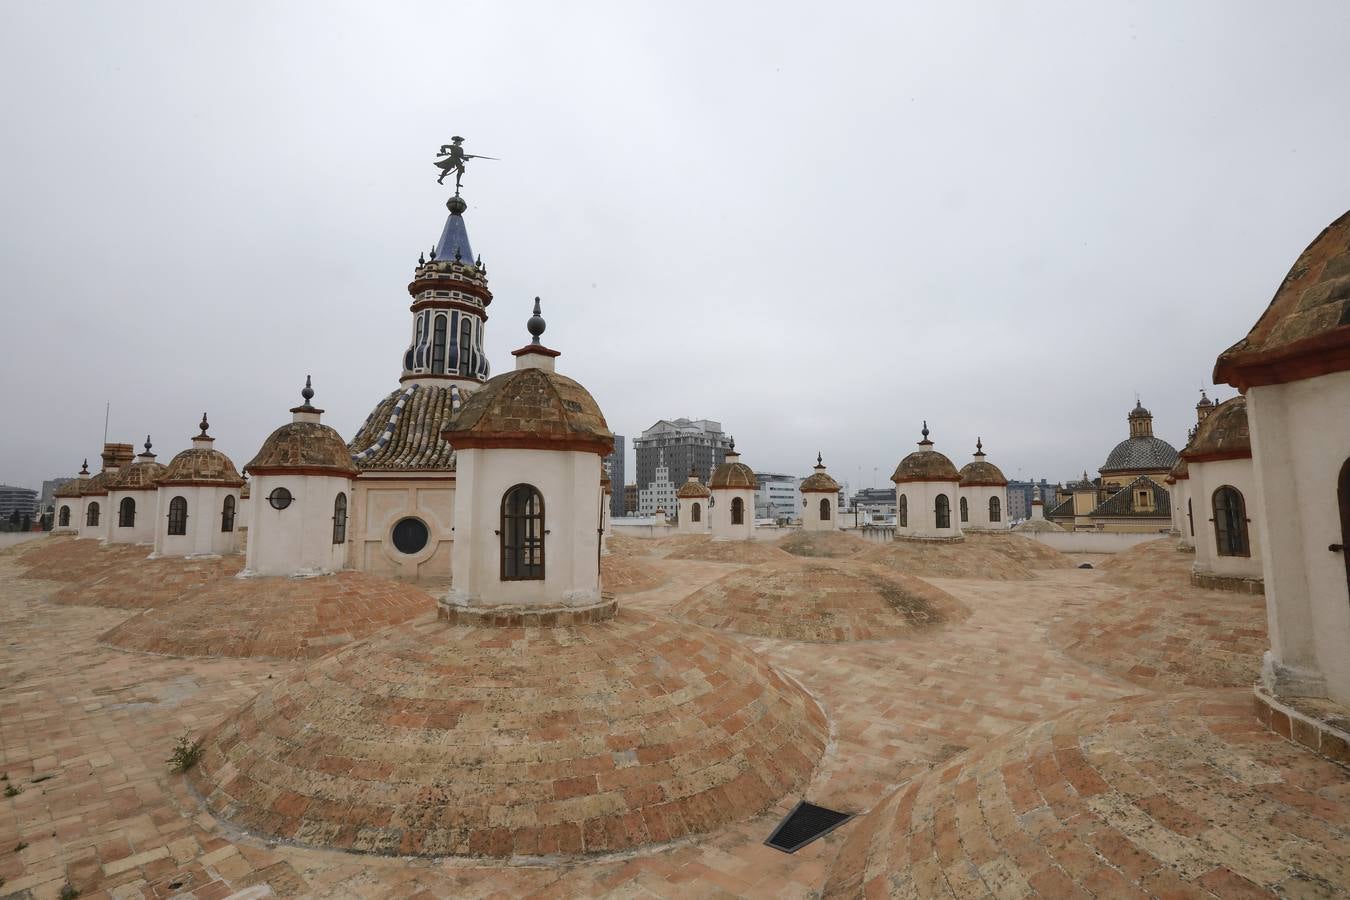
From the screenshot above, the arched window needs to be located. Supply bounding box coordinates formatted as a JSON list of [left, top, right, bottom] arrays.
[[691, 502, 701, 523], [898, 494, 908, 527], [501, 484, 544, 580], [221, 495, 236, 532], [167, 496, 188, 536], [989, 496, 1001, 522], [58, 506, 70, 527], [959, 496, 969, 523], [119, 496, 136, 528], [86, 502, 100, 527], [731, 496, 745, 525], [332, 492, 347, 544], [431, 314, 447, 373], [935, 494, 951, 529], [820, 497, 831, 521], [459, 319, 473, 375], [1212, 486, 1249, 557]]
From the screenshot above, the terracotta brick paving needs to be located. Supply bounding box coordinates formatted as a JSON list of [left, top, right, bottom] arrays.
[[776, 531, 873, 559], [1098, 538, 1197, 589], [672, 559, 970, 642], [51, 555, 244, 610], [659, 536, 795, 564], [858, 538, 1037, 580], [598, 554, 667, 594], [98, 572, 436, 660], [15, 538, 149, 584], [0, 535, 1344, 898]]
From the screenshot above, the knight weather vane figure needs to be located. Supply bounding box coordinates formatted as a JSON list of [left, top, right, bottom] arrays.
[[434, 136, 499, 193]]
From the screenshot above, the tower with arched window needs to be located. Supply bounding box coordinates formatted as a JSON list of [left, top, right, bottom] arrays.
[[799, 453, 841, 532], [241, 379, 360, 577], [957, 438, 1009, 532], [891, 423, 963, 542], [106, 437, 167, 545], [676, 468, 712, 533], [153, 414, 245, 558], [345, 180, 496, 578], [1181, 396, 1262, 592], [52, 460, 89, 535], [76, 442, 134, 541], [442, 301, 614, 611], [708, 439, 757, 541]]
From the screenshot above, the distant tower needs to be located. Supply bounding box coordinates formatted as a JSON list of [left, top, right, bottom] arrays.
[[799, 453, 841, 532]]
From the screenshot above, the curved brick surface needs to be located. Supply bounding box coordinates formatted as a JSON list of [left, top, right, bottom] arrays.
[[1050, 583, 1266, 690], [824, 692, 1350, 898], [777, 530, 872, 559], [963, 532, 1072, 570], [673, 559, 970, 642], [52, 554, 243, 609], [1097, 538, 1194, 589], [99, 572, 434, 660], [661, 535, 794, 564], [189, 609, 827, 859], [859, 539, 1036, 581], [15, 538, 150, 583], [600, 555, 666, 593]]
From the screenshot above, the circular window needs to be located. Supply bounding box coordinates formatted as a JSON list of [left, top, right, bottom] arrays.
[[391, 517, 429, 555], [267, 487, 293, 510]]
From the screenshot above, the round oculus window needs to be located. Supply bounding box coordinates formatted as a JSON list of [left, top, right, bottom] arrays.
[[267, 487, 293, 510], [391, 517, 430, 555]]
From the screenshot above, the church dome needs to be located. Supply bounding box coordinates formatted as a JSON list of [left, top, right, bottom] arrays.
[[1100, 436, 1179, 473], [111, 439, 167, 491], [891, 424, 959, 484], [1182, 395, 1250, 462], [957, 439, 1007, 487], [709, 442, 757, 489], [1215, 208, 1350, 389], [676, 477, 711, 498], [79, 470, 116, 497], [160, 415, 245, 487], [799, 453, 840, 493], [445, 367, 612, 455], [247, 380, 360, 477]]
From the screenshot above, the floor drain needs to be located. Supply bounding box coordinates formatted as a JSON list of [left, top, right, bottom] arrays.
[[764, 800, 852, 853]]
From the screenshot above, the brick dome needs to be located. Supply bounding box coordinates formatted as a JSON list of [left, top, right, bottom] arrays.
[[1182, 396, 1250, 462], [891, 450, 959, 484], [800, 455, 840, 493], [674, 559, 969, 643], [709, 445, 757, 490], [190, 610, 826, 859], [161, 416, 244, 487], [676, 478, 711, 498], [246, 421, 361, 477], [444, 366, 612, 455], [78, 470, 117, 497], [958, 460, 1007, 487], [54, 479, 83, 498], [111, 442, 167, 491]]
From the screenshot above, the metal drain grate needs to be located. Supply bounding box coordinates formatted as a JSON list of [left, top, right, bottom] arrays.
[[764, 800, 853, 853]]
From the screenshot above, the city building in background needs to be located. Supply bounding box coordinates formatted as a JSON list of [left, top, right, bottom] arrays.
[[40, 477, 73, 514], [849, 486, 897, 524], [633, 419, 732, 508], [754, 473, 801, 523], [603, 435, 625, 520], [622, 484, 637, 515], [638, 452, 677, 516], [0, 484, 38, 523], [1006, 479, 1056, 521]]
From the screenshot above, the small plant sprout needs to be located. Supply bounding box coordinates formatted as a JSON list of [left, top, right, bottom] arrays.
[[167, 731, 204, 774]]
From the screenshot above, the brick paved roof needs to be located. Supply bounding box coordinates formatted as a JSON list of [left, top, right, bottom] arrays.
[[673, 559, 970, 642], [190, 610, 827, 859]]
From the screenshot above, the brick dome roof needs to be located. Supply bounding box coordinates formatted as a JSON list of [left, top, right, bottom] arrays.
[[1215, 209, 1350, 389], [161, 447, 245, 487], [800, 455, 840, 493], [189, 611, 827, 860], [78, 470, 117, 497], [1100, 436, 1178, 473], [54, 477, 85, 498], [958, 460, 1007, 487], [1182, 395, 1250, 462], [676, 477, 711, 498], [246, 421, 360, 477], [709, 446, 757, 489], [891, 449, 959, 484], [444, 367, 612, 455], [110, 458, 167, 491]]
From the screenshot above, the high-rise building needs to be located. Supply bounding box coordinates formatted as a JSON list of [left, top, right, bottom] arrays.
[[603, 435, 626, 520], [1006, 479, 1054, 522], [633, 419, 732, 504], [638, 452, 677, 516], [0, 485, 38, 522], [754, 473, 801, 522], [622, 484, 637, 515], [40, 477, 73, 513]]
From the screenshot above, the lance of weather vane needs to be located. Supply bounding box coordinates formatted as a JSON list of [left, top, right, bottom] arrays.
[[434, 135, 499, 194]]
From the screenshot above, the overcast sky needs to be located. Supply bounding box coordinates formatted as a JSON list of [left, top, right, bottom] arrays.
[[3, 1, 1348, 494]]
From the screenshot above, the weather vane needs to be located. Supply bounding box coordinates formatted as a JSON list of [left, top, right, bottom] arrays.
[[434, 136, 498, 194]]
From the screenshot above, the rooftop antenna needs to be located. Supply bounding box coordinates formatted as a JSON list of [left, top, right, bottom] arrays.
[[103, 401, 110, 445]]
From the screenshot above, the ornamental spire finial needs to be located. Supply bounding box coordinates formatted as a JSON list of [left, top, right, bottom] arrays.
[[80, 458, 89, 475], [918, 421, 932, 447], [144, 435, 153, 455], [198, 413, 210, 437], [816, 451, 824, 467], [527, 297, 546, 345], [974, 437, 985, 457], [300, 375, 315, 408]]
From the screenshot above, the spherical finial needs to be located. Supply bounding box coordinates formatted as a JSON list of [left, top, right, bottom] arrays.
[[527, 296, 546, 345], [144, 435, 152, 454], [922, 421, 930, 439], [198, 413, 210, 436], [429, 245, 437, 261], [80, 458, 89, 475], [446, 194, 467, 215], [301, 375, 315, 406], [975, 437, 984, 457], [729, 436, 736, 453], [817, 451, 823, 467]]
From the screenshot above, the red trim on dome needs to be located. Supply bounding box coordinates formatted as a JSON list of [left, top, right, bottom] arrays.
[[245, 465, 359, 479], [447, 434, 611, 455]]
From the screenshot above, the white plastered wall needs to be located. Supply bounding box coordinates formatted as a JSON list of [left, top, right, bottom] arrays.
[[1247, 372, 1350, 705], [78, 494, 108, 540], [894, 480, 963, 540], [106, 489, 157, 545], [244, 474, 352, 576], [710, 487, 755, 541], [959, 484, 1009, 531], [1170, 478, 1195, 548], [800, 491, 839, 532], [448, 446, 602, 608], [350, 475, 455, 579], [677, 495, 710, 533], [153, 485, 241, 558], [1189, 456, 1263, 582], [53, 495, 82, 534]]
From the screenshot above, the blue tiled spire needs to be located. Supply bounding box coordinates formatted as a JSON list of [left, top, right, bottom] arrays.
[[434, 195, 474, 264]]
